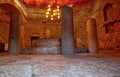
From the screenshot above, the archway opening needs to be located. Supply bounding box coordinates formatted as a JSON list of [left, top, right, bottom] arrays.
[[0, 3, 19, 54]]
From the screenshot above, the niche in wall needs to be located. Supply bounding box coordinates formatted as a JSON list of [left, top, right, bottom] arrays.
[[0, 43, 5, 52], [31, 36, 39, 47], [103, 3, 113, 33], [103, 3, 116, 50]]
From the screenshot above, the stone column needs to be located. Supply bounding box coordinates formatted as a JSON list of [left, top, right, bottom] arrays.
[[87, 18, 98, 53], [8, 11, 21, 55], [61, 6, 75, 56]]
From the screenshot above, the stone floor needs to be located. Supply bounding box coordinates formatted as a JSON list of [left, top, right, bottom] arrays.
[[0, 51, 120, 77]]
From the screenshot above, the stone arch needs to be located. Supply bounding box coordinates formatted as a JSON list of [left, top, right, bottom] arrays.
[[0, 1, 24, 14], [0, 1, 27, 24], [0, 3, 20, 52], [103, 3, 115, 50], [0, 3, 19, 13], [0, 3, 21, 55], [103, 3, 113, 21], [103, 3, 113, 33]]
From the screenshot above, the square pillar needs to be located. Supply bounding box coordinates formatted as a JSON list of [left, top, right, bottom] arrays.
[[8, 11, 21, 55], [61, 6, 75, 56]]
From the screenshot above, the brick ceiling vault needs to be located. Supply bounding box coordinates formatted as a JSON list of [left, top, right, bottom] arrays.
[[0, 0, 28, 23], [21, 0, 89, 6], [0, 0, 94, 20]]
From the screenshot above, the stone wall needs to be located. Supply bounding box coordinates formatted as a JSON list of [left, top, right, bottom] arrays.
[[0, 0, 120, 52], [0, 7, 10, 51], [23, 18, 62, 48], [0, 22, 9, 44], [74, 0, 120, 51], [96, 0, 120, 50], [73, 1, 94, 48]]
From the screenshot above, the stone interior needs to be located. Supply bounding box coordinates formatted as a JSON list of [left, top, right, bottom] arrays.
[[0, 0, 120, 77], [0, 0, 120, 52]]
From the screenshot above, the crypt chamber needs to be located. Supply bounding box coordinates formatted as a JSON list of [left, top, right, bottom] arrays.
[[0, 0, 120, 77], [0, 0, 120, 55]]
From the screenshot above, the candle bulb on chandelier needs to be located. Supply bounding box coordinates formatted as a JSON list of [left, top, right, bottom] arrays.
[[46, 15, 48, 18], [45, 1, 61, 21]]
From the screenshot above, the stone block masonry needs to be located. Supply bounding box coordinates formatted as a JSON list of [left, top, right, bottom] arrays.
[[32, 39, 61, 54]]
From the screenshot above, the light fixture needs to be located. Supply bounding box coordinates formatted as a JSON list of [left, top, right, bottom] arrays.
[[22, 0, 89, 21], [45, 3, 61, 21]]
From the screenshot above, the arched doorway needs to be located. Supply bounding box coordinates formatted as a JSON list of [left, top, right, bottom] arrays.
[[0, 3, 21, 55], [103, 3, 115, 50]]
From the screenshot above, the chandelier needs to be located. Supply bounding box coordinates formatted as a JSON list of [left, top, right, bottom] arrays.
[[45, 4, 61, 21], [22, 0, 90, 21]]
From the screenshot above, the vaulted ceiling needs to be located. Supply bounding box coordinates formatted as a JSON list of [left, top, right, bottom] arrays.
[[0, 0, 94, 23], [21, 0, 89, 6]]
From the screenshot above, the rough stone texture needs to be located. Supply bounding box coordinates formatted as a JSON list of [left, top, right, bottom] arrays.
[[0, 65, 32, 77], [115, 22, 120, 51], [21, 48, 32, 54], [32, 47, 61, 54], [0, 55, 32, 77], [38, 39, 60, 47], [0, 0, 120, 51], [96, 0, 120, 50], [23, 20, 62, 48], [0, 52, 120, 77], [76, 47, 88, 53], [31, 39, 61, 54]]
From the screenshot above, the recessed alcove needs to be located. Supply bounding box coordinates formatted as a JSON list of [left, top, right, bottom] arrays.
[[103, 3, 113, 33], [31, 36, 40, 47], [0, 0, 120, 77], [0, 43, 4, 52]]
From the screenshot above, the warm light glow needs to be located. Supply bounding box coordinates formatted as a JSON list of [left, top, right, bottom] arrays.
[[51, 15, 53, 17], [14, 0, 27, 17], [46, 15, 48, 18], [51, 17, 53, 20], [58, 16, 60, 19], [22, 0, 88, 6], [45, 4, 61, 21], [53, 13, 56, 16], [57, 9, 60, 11], [57, 6, 60, 8], [58, 13, 60, 15], [46, 12, 49, 15], [48, 5, 51, 7], [53, 10, 56, 12], [22, 0, 89, 21], [47, 8, 51, 11]]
